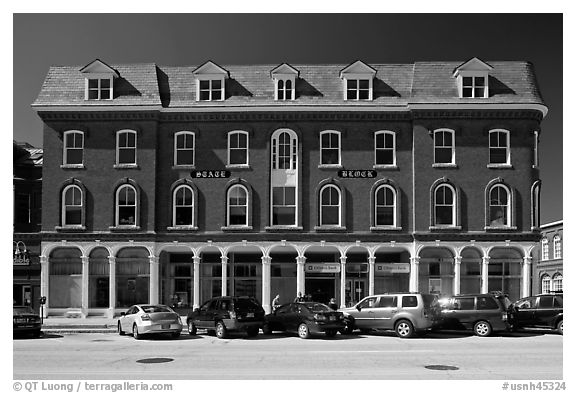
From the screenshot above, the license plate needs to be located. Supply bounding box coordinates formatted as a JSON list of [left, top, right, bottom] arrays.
[[161, 324, 170, 329], [246, 313, 254, 318], [329, 316, 336, 321]]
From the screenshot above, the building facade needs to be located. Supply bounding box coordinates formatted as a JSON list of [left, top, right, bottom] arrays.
[[32, 58, 547, 317], [13, 142, 43, 311], [534, 220, 563, 295]]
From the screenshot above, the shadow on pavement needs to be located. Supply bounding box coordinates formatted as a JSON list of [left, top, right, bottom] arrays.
[[13, 332, 63, 340]]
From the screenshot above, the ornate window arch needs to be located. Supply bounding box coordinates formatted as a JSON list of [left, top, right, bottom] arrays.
[[553, 235, 562, 259], [226, 184, 249, 227], [430, 178, 460, 229], [541, 237, 549, 260], [541, 274, 551, 294], [485, 178, 515, 230], [370, 179, 401, 230], [173, 185, 195, 227], [552, 273, 563, 292], [114, 181, 139, 228], [60, 179, 86, 229], [319, 184, 342, 227]]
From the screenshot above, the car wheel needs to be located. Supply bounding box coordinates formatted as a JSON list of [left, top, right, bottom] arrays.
[[171, 331, 181, 339], [132, 324, 141, 340], [118, 322, 125, 336], [246, 327, 259, 337], [262, 323, 272, 335], [395, 320, 414, 338], [215, 321, 227, 339], [473, 320, 492, 337], [298, 323, 310, 339], [187, 321, 197, 335], [556, 320, 563, 335], [325, 329, 337, 338], [340, 318, 355, 335]]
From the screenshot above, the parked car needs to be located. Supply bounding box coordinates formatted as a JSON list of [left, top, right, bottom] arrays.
[[263, 302, 345, 339], [437, 292, 511, 336], [118, 304, 183, 339], [339, 293, 439, 338], [508, 293, 563, 334], [13, 306, 42, 337], [186, 296, 265, 339]]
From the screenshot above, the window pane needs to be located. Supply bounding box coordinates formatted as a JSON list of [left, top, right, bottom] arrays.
[[212, 90, 222, 100], [88, 90, 99, 99], [100, 79, 110, 88], [126, 132, 136, 146], [376, 150, 393, 165], [65, 207, 82, 226], [200, 91, 210, 100], [200, 80, 209, 89], [66, 149, 83, 165], [463, 77, 473, 86], [435, 147, 452, 164], [119, 149, 135, 164], [175, 207, 193, 226], [272, 187, 283, 205], [229, 149, 247, 165], [490, 148, 507, 164], [348, 80, 357, 89], [322, 149, 339, 165], [212, 80, 221, 89], [285, 187, 296, 205], [177, 150, 194, 166], [358, 89, 369, 99], [376, 206, 394, 226], [321, 206, 339, 225], [118, 207, 136, 225], [474, 77, 485, 86], [462, 87, 473, 97], [273, 207, 295, 225], [435, 206, 453, 225], [359, 79, 369, 89], [100, 89, 110, 100], [229, 207, 247, 225]]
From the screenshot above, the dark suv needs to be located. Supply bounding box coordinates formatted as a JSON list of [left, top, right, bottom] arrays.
[[437, 292, 511, 336], [186, 296, 265, 339], [508, 293, 563, 334]]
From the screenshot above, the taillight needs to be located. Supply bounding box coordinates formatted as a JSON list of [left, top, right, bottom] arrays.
[[314, 313, 327, 321], [141, 314, 150, 321], [501, 313, 508, 321]]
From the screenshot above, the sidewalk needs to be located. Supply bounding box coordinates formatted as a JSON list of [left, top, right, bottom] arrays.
[[41, 316, 118, 334]]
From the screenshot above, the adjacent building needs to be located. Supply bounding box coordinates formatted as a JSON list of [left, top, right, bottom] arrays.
[[534, 220, 563, 295], [32, 57, 547, 317]]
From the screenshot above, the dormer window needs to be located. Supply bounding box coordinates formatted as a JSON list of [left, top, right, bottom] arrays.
[[453, 57, 493, 99], [80, 59, 119, 101], [192, 60, 229, 102], [271, 63, 299, 101], [340, 60, 377, 101]]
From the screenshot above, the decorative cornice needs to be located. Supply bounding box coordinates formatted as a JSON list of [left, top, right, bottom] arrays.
[[37, 111, 161, 122], [411, 109, 543, 121], [160, 111, 412, 122]]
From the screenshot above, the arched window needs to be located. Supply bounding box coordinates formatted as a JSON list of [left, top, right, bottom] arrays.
[[553, 235, 562, 259], [319, 130, 341, 166], [228, 131, 249, 166], [434, 184, 455, 226], [116, 130, 137, 165], [433, 129, 455, 165], [270, 129, 299, 227], [63, 131, 84, 166], [489, 129, 510, 165], [62, 185, 83, 226], [319, 184, 341, 226], [552, 273, 563, 292], [541, 238, 549, 260], [227, 185, 249, 226], [174, 131, 195, 166], [374, 131, 396, 167], [272, 130, 297, 170], [116, 184, 137, 226], [541, 274, 551, 294], [173, 185, 194, 227], [489, 184, 510, 227], [375, 185, 396, 227]]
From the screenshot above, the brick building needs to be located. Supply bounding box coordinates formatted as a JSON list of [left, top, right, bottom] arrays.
[[534, 220, 563, 295], [32, 58, 547, 317]]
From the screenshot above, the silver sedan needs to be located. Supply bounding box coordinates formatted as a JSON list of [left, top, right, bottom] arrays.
[[118, 304, 183, 339]]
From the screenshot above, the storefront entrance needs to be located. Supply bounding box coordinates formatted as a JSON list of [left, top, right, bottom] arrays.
[[306, 278, 335, 304], [345, 279, 366, 306]]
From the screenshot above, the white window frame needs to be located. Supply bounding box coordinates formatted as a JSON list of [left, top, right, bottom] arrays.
[[271, 186, 297, 226], [115, 184, 137, 227], [319, 130, 341, 167], [553, 235, 562, 259], [61, 185, 83, 227], [488, 184, 511, 227], [345, 78, 373, 101], [488, 129, 511, 167], [172, 185, 195, 227], [116, 130, 137, 166], [541, 274, 551, 294], [174, 131, 195, 167], [63, 130, 84, 167], [433, 129, 455, 166], [85, 77, 113, 100], [276, 79, 295, 101], [374, 184, 397, 227], [541, 238, 549, 260], [197, 78, 225, 101], [227, 131, 249, 167], [552, 273, 563, 292], [272, 131, 298, 170], [226, 184, 249, 227], [374, 130, 396, 168], [461, 75, 488, 98], [434, 184, 456, 227], [319, 184, 342, 227]]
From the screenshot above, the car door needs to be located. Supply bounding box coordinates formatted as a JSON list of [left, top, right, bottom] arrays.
[[445, 297, 475, 329], [285, 304, 304, 332], [121, 306, 137, 331], [269, 304, 291, 331], [194, 300, 214, 329], [370, 295, 398, 329], [513, 297, 537, 328], [534, 296, 558, 328], [351, 296, 380, 329]]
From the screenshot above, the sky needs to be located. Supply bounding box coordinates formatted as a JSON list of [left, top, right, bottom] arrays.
[[11, 13, 563, 223]]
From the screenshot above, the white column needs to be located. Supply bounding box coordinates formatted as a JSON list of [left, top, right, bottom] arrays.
[[149, 256, 159, 304], [522, 256, 532, 298], [40, 255, 49, 317], [453, 256, 462, 296], [368, 256, 376, 296], [221, 256, 228, 296], [108, 256, 116, 318], [261, 256, 272, 314], [481, 256, 490, 293], [409, 256, 420, 292], [296, 256, 306, 297], [81, 256, 89, 318], [193, 256, 201, 309], [339, 256, 347, 308]]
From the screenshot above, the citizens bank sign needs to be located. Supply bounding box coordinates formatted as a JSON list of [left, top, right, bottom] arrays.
[[306, 263, 341, 273], [375, 263, 410, 275]]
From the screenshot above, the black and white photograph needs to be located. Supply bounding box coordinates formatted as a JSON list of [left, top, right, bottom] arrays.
[[8, 7, 569, 392]]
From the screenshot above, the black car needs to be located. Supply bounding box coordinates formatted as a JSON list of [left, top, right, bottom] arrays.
[[13, 306, 42, 337], [186, 296, 265, 339], [437, 292, 511, 336], [508, 293, 563, 334], [263, 302, 346, 339]]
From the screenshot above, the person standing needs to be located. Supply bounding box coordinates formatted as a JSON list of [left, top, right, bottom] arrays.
[[272, 294, 281, 311]]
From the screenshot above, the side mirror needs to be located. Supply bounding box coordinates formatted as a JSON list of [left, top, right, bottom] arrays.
[[120, 312, 126, 316], [356, 305, 362, 312]]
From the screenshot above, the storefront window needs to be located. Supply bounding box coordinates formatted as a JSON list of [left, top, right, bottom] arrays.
[[270, 252, 297, 307], [115, 248, 149, 307], [49, 248, 82, 308], [488, 261, 521, 300], [89, 247, 109, 308]]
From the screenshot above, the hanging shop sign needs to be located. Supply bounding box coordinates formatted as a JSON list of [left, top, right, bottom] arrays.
[[306, 263, 341, 273], [337, 170, 377, 179], [191, 170, 231, 179], [13, 254, 30, 266], [375, 263, 410, 275]]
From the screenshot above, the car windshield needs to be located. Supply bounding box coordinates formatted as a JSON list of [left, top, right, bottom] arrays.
[[305, 303, 332, 312], [497, 296, 512, 309], [141, 305, 173, 313], [13, 306, 35, 315], [233, 298, 261, 311]]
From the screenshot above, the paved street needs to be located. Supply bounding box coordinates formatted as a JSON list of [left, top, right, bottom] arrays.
[[13, 329, 562, 380]]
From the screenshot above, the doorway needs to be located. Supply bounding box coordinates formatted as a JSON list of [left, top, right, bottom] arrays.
[[346, 279, 367, 306], [306, 278, 335, 303]]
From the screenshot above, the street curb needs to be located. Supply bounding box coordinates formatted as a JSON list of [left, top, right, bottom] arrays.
[[41, 328, 117, 334]]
